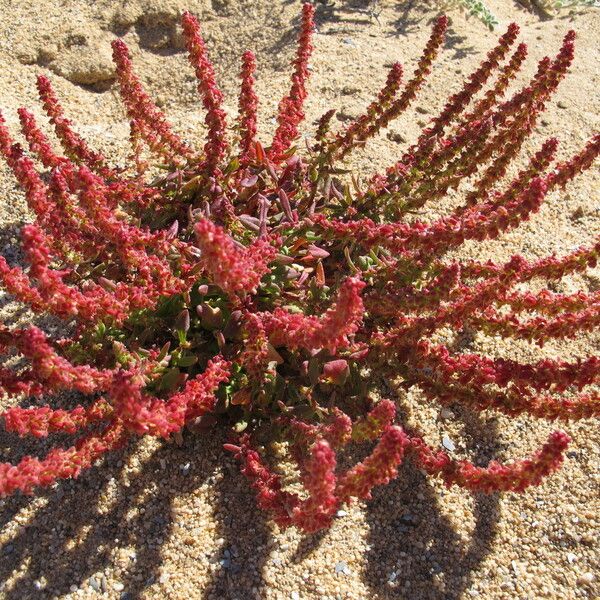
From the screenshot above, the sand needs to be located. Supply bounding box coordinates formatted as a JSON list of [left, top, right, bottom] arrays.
[[0, 1, 598, 599]]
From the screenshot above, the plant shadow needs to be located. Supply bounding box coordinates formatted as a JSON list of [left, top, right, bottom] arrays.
[[388, 3, 478, 60], [364, 465, 500, 599], [281, 0, 380, 28], [363, 403, 501, 599], [0, 428, 272, 599], [273, 0, 477, 67], [0, 383, 504, 600]]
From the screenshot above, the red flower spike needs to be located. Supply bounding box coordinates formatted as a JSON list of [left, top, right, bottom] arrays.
[[237, 50, 259, 165], [269, 2, 315, 162], [3, 400, 112, 438], [409, 431, 570, 493], [337, 426, 409, 502], [194, 219, 279, 297], [182, 11, 229, 179], [36, 75, 114, 178], [110, 357, 230, 437], [292, 438, 338, 532], [112, 39, 193, 164], [352, 399, 397, 442], [0, 423, 127, 497], [258, 276, 366, 353]]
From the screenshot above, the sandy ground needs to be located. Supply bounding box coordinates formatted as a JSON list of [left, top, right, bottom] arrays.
[[0, 1, 599, 599]]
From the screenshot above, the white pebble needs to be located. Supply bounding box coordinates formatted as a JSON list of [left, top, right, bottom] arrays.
[[113, 582, 125, 592], [578, 573, 595, 585], [440, 408, 454, 420], [442, 434, 456, 452], [334, 561, 351, 575]]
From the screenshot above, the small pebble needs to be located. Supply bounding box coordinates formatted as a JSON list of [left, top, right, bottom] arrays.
[[442, 434, 456, 452], [291, 592, 300, 600], [440, 408, 454, 420], [180, 462, 191, 475], [387, 131, 406, 144], [566, 553, 577, 563], [113, 582, 124, 592], [399, 513, 416, 526], [557, 100, 568, 109], [334, 561, 351, 575], [577, 572, 595, 585], [336, 510, 347, 517], [89, 577, 101, 592]]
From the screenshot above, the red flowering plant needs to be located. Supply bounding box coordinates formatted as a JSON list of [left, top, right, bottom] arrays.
[[0, 4, 598, 533]]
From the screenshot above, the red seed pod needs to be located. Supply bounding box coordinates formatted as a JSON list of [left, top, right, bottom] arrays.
[[321, 359, 349, 386]]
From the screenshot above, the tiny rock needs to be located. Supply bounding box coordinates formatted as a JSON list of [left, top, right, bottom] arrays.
[[440, 408, 454, 420], [442, 434, 456, 452], [89, 577, 101, 592], [334, 561, 351, 575], [577, 572, 595, 585]]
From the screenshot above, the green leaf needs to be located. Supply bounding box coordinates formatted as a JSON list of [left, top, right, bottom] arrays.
[[308, 357, 321, 386], [159, 368, 181, 393], [156, 341, 171, 362], [177, 353, 198, 367]]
